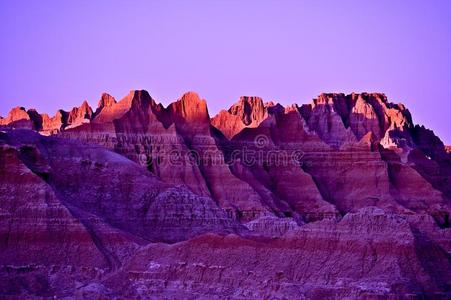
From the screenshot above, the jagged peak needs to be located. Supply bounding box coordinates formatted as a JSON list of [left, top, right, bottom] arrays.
[[283, 103, 299, 113], [178, 91, 206, 106], [11, 106, 27, 113], [81, 100, 90, 107], [129, 90, 155, 109], [230, 96, 264, 111], [0, 90, 442, 153], [69, 100, 92, 114], [65, 101, 93, 127], [226, 96, 267, 126], [182, 91, 202, 99], [267, 103, 285, 115], [91, 90, 158, 124], [115, 90, 153, 107], [169, 91, 209, 122], [236, 95, 264, 106], [313, 92, 389, 105], [0, 106, 34, 129], [97, 93, 117, 109], [4, 106, 30, 120]]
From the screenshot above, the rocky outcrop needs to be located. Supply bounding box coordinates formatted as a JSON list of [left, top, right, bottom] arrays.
[[0, 90, 450, 298], [166, 92, 269, 219], [212, 96, 269, 139], [60, 91, 273, 220], [0, 107, 34, 129], [39, 110, 67, 135], [2, 90, 449, 220], [0, 101, 94, 135], [65, 100, 93, 129], [298, 93, 414, 150], [92, 92, 130, 124], [229, 109, 340, 221], [94, 93, 117, 117], [299, 94, 358, 148]]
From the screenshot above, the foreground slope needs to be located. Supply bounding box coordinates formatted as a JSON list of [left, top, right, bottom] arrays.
[[0, 130, 238, 297]]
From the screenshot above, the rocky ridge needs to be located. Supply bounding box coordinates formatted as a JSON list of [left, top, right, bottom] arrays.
[[0, 90, 450, 298]]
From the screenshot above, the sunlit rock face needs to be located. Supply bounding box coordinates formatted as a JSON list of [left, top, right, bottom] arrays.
[[211, 96, 269, 140], [0, 107, 34, 129], [0, 90, 450, 298]]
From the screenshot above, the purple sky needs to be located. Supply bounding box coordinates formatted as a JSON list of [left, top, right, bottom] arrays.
[[1, 0, 450, 143]]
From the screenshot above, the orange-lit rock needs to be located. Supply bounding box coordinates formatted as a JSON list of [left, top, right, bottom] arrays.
[[212, 96, 268, 139]]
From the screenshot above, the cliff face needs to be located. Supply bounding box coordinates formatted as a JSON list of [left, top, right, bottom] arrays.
[[0, 90, 450, 298], [211, 96, 269, 139], [0, 107, 34, 129]]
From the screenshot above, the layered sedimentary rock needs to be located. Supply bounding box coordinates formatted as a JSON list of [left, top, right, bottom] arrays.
[[2, 90, 449, 220], [211, 96, 269, 139], [59, 91, 273, 220], [298, 93, 414, 150], [0, 129, 240, 296], [0, 90, 450, 298], [2, 130, 237, 243], [165, 92, 268, 219], [0, 138, 113, 297], [228, 109, 340, 222], [101, 208, 450, 298]]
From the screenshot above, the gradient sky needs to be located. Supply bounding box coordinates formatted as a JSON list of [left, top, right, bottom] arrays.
[[1, 0, 450, 143]]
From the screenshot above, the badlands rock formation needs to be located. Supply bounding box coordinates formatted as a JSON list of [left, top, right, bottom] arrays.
[[211, 96, 269, 139], [0, 90, 450, 298], [0, 107, 34, 129]]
